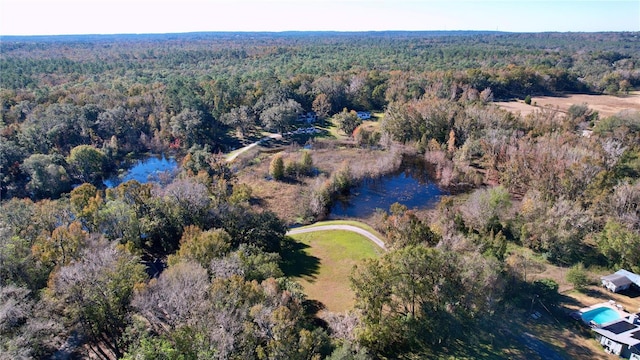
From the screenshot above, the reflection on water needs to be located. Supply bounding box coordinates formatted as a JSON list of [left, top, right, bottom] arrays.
[[329, 156, 446, 219], [104, 155, 178, 188]]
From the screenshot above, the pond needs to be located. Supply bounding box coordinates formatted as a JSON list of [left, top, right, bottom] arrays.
[[329, 156, 447, 219], [104, 154, 179, 188]]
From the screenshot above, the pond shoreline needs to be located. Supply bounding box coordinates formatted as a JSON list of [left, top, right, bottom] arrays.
[[327, 153, 450, 219], [103, 153, 179, 188]]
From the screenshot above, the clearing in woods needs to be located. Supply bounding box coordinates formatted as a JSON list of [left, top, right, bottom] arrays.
[[495, 92, 640, 118], [284, 229, 382, 312]]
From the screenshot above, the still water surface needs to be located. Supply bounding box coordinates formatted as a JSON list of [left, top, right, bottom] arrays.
[[329, 156, 447, 218], [104, 155, 178, 188]]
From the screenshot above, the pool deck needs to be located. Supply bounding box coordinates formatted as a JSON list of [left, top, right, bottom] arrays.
[[578, 301, 632, 326]]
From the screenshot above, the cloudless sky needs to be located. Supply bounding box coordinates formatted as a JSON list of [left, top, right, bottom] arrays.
[[1, 0, 638, 36]]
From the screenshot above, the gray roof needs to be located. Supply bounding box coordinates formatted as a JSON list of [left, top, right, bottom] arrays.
[[616, 270, 640, 286], [602, 273, 634, 287], [594, 319, 640, 347]]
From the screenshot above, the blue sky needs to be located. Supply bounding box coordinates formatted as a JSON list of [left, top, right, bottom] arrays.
[[1, 0, 638, 35]]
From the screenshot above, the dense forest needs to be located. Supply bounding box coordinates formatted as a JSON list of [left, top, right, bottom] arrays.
[[1, 31, 639, 359]]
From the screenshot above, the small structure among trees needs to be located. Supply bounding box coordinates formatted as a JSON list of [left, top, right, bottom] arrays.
[[297, 111, 318, 124], [356, 111, 371, 120]]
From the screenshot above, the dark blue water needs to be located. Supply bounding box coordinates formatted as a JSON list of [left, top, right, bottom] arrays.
[[329, 157, 446, 219], [104, 155, 178, 188]]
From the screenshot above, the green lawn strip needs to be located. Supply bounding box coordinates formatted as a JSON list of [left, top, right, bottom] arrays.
[[224, 147, 246, 160], [288, 230, 381, 312], [315, 120, 345, 140], [371, 111, 384, 120], [361, 119, 380, 130], [293, 220, 386, 243]]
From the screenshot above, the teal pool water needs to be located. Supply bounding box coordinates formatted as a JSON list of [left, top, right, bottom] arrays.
[[581, 307, 621, 325]]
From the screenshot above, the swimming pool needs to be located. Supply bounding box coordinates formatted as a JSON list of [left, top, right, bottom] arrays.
[[581, 307, 621, 326]]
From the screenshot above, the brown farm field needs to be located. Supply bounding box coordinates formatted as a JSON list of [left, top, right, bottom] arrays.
[[495, 92, 640, 118]]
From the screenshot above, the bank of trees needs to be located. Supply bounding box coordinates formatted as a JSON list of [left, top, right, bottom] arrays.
[[351, 246, 503, 357], [1, 31, 639, 358], [2, 31, 639, 199], [378, 67, 639, 271], [0, 152, 330, 358]]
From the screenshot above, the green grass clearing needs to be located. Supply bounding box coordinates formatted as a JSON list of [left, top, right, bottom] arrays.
[[286, 230, 382, 312], [295, 220, 386, 242], [321, 122, 345, 140]]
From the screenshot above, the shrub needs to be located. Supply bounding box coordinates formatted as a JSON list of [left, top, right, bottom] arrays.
[[566, 263, 589, 290], [524, 95, 532, 105], [269, 155, 285, 180], [300, 150, 313, 174], [309, 181, 331, 217], [284, 161, 299, 177], [532, 278, 559, 301], [331, 162, 352, 194], [284, 151, 315, 179]]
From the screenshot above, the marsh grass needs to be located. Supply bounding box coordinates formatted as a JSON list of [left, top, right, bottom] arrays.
[[236, 147, 406, 224]]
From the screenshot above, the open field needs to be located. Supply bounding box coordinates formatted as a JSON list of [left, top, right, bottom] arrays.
[[286, 230, 382, 312], [495, 92, 640, 118]]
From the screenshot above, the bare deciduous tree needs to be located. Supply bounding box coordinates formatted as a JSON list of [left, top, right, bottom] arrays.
[[1, 285, 64, 359], [132, 261, 209, 333], [607, 181, 640, 230], [50, 240, 146, 359]]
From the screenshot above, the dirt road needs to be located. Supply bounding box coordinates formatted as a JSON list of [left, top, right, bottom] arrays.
[[225, 133, 282, 162]]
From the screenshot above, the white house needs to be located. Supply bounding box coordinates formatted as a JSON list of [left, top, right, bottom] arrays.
[[602, 270, 640, 293], [593, 316, 640, 358]]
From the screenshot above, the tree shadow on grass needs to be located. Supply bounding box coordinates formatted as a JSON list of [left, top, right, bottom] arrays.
[[618, 286, 640, 299], [580, 287, 617, 302], [303, 299, 325, 315], [303, 299, 330, 329], [557, 292, 583, 309], [280, 237, 321, 281]]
